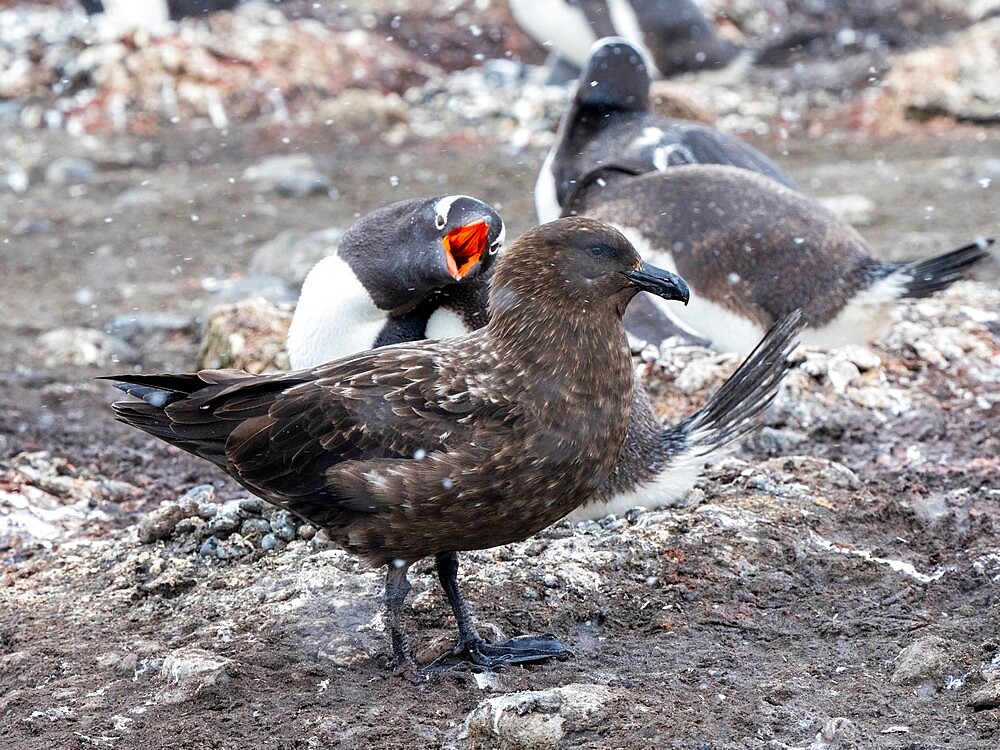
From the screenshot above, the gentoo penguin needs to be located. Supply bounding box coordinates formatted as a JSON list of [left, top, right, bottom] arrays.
[[509, 0, 740, 80], [286, 195, 505, 370], [105, 218, 706, 675], [286, 199, 799, 523], [79, 0, 238, 25], [564, 163, 994, 353], [536, 37, 793, 224]]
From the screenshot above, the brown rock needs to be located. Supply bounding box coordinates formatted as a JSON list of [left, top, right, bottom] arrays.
[[198, 298, 292, 374]]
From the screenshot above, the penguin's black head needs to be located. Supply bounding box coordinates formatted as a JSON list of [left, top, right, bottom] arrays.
[[576, 37, 651, 114], [338, 195, 506, 312], [428, 195, 506, 283]]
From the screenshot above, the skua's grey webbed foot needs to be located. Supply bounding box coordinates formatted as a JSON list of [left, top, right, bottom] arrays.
[[422, 633, 571, 673], [423, 551, 571, 673]]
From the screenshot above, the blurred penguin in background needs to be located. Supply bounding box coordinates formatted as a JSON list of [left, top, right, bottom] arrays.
[[79, 0, 240, 28], [509, 0, 741, 80]]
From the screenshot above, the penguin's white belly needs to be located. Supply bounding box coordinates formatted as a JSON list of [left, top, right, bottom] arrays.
[[287, 255, 390, 370], [567, 455, 704, 522], [612, 224, 766, 355], [803, 273, 905, 348], [97, 0, 170, 30], [425, 308, 471, 340], [509, 0, 596, 68], [568, 426, 719, 522], [535, 148, 563, 224]]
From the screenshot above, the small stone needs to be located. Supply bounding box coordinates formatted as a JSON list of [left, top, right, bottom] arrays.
[[817, 194, 877, 227], [159, 648, 231, 703], [242, 154, 331, 198], [206, 275, 296, 307], [181, 484, 216, 506], [108, 312, 193, 346], [270, 511, 297, 542], [44, 156, 96, 186], [842, 345, 881, 372], [753, 427, 808, 456], [811, 717, 861, 748], [198, 298, 292, 374], [912, 340, 947, 367], [222, 534, 251, 558], [207, 502, 242, 536], [2, 165, 29, 194], [675, 358, 729, 395], [199, 536, 221, 557], [137, 493, 208, 543], [891, 636, 954, 685], [457, 683, 614, 748], [36, 327, 139, 368], [240, 518, 270, 539], [260, 533, 279, 551], [827, 358, 861, 393], [967, 681, 1000, 710], [238, 497, 264, 514], [173, 517, 205, 536], [12, 216, 52, 235], [138, 508, 185, 544], [297, 524, 317, 541], [473, 672, 503, 691]]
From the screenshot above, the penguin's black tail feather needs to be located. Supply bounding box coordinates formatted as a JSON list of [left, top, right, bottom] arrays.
[[676, 310, 803, 456], [903, 238, 993, 299]]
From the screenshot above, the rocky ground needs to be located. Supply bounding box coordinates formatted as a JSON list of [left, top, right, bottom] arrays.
[[2, 1, 1000, 748]]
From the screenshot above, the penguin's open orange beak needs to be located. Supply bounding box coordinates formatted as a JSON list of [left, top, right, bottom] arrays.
[[442, 221, 489, 280]]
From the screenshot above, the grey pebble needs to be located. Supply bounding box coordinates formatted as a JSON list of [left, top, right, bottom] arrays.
[[242, 154, 331, 198], [270, 512, 297, 542], [250, 227, 344, 286], [297, 524, 317, 541], [181, 484, 216, 506], [44, 156, 96, 186], [109, 312, 193, 345], [199, 536, 221, 557], [208, 512, 242, 537], [238, 497, 264, 514], [240, 518, 271, 538], [752, 426, 808, 456], [260, 534, 279, 551], [205, 274, 296, 307], [173, 517, 204, 536]]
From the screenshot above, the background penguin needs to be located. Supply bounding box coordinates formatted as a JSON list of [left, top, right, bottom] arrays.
[[536, 37, 794, 224], [564, 163, 994, 353], [509, 0, 741, 81], [287, 195, 505, 370], [78, 0, 240, 26]]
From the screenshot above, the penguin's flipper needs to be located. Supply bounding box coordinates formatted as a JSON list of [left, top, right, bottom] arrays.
[[679, 126, 796, 189], [902, 238, 994, 298], [561, 159, 654, 217]]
